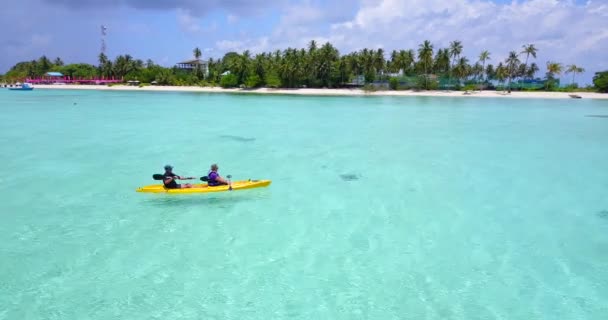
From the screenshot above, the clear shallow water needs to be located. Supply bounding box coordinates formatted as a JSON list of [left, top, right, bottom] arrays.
[[1, 89, 607, 319]]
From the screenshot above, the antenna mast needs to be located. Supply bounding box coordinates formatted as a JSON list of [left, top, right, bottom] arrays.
[[101, 25, 107, 56]]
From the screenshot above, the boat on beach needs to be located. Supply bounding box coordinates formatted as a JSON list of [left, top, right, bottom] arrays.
[[8, 83, 34, 91]]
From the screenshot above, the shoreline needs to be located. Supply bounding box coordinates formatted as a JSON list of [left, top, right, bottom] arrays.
[[30, 84, 608, 99]]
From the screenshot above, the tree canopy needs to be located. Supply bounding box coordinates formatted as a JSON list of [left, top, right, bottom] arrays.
[[2, 40, 599, 92]]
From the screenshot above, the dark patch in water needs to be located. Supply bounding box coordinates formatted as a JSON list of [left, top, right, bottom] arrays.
[[586, 115, 608, 118], [598, 210, 608, 219], [340, 173, 360, 181], [219, 135, 256, 142]]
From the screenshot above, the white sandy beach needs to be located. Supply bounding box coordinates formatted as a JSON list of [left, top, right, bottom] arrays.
[[32, 84, 608, 99]]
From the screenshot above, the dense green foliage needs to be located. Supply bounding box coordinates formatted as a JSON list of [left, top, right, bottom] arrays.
[[2, 40, 599, 92], [389, 77, 399, 90], [593, 71, 608, 93], [219, 74, 239, 88]]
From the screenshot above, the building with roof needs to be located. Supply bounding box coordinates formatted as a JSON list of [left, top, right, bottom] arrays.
[[175, 59, 209, 77], [45, 72, 64, 77]]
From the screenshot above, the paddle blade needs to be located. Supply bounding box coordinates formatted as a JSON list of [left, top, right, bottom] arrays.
[[152, 174, 164, 180], [200, 176, 209, 182]]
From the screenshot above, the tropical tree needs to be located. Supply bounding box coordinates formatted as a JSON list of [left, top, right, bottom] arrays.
[[448, 40, 463, 87], [193, 47, 203, 78], [545, 61, 563, 90], [520, 44, 537, 80], [360, 48, 376, 82], [593, 71, 608, 93], [505, 51, 520, 91], [454, 57, 470, 83], [317, 42, 339, 87], [98, 53, 112, 77], [145, 59, 155, 68], [433, 49, 450, 75], [566, 64, 585, 86], [113, 54, 138, 78], [54, 57, 64, 67], [373, 48, 386, 78], [472, 62, 483, 82], [485, 64, 496, 81], [418, 40, 434, 89], [527, 63, 539, 79], [478, 50, 491, 83], [495, 62, 508, 87], [193, 47, 202, 60]]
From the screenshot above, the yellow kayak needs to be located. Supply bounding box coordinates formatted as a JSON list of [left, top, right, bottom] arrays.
[[136, 179, 271, 194]]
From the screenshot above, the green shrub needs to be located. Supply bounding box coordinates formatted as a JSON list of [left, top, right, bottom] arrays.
[[462, 84, 477, 91], [265, 72, 282, 88], [415, 75, 438, 90], [593, 71, 608, 93], [245, 74, 262, 88], [389, 77, 399, 90], [362, 84, 377, 92], [220, 74, 239, 88]]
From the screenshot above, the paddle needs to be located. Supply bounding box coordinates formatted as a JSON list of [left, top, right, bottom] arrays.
[[152, 174, 197, 181]]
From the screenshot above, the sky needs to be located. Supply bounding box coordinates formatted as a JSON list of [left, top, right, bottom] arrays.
[[1, 0, 607, 84]]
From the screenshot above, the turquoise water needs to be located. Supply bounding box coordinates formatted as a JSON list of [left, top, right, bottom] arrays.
[[1, 89, 607, 319]]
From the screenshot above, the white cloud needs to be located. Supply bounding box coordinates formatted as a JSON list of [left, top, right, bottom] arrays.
[[215, 0, 607, 84], [334, 0, 608, 83], [216, 37, 270, 53], [30, 34, 52, 47], [176, 9, 217, 34], [227, 14, 239, 24]]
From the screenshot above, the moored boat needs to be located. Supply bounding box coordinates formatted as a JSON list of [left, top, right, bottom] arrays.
[[8, 83, 34, 91]]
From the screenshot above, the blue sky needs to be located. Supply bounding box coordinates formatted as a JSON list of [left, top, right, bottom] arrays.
[[1, 0, 607, 84]]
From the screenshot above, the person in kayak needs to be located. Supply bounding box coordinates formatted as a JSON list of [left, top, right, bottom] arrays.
[[163, 165, 194, 189], [207, 164, 229, 186]]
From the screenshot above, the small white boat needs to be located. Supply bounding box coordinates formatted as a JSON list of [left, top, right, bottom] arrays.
[[8, 83, 34, 91]]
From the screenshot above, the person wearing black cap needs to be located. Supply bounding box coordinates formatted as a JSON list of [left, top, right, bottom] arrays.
[[163, 165, 194, 189]]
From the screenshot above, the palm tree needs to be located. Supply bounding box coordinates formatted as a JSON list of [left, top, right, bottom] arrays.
[[526, 62, 539, 79], [318, 42, 339, 87], [308, 40, 318, 53], [98, 53, 110, 77], [472, 62, 483, 82], [496, 62, 507, 87], [360, 48, 375, 82], [478, 50, 491, 82], [448, 40, 463, 88], [566, 64, 585, 86], [193, 47, 203, 78], [389, 50, 399, 73], [418, 40, 434, 89], [485, 64, 495, 81], [545, 61, 563, 90], [113, 54, 136, 78], [505, 51, 520, 91], [54, 57, 64, 67], [454, 57, 470, 83], [520, 44, 537, 80], [433, 49, 450, 75], [193, 47, 202, 60], [373, 48, 386, 77]]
